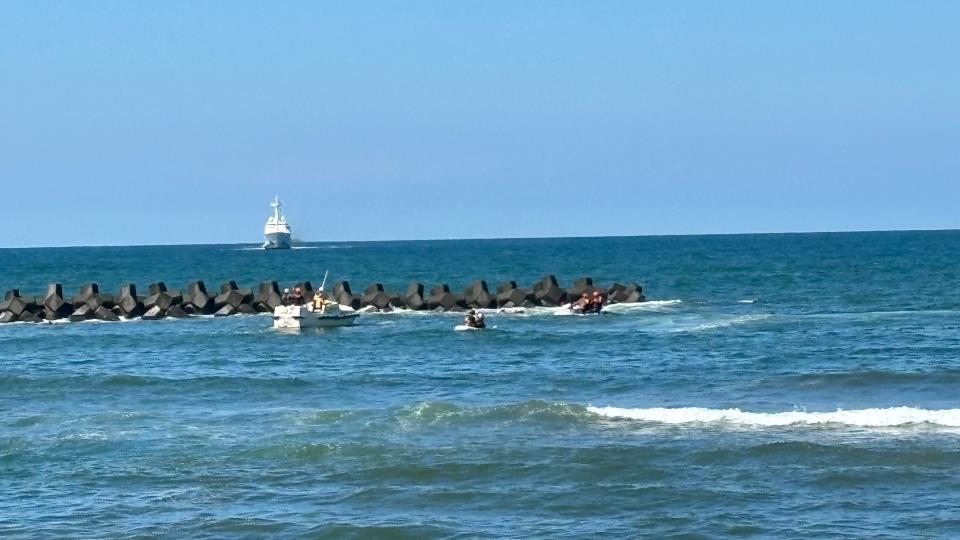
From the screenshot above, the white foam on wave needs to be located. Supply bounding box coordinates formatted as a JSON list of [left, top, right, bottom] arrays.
[[588, 405, 960, 428], [603, 299, 682, 313], [681, 313, 771, 332], [363, 306, 537, 317], [231, 245, 327, 251], [802, 309, 960, 321], [353, 301, 686, 319], [490, 301, 684, 318], [363, 308, 435, 317], [636, 313, 772, 334]]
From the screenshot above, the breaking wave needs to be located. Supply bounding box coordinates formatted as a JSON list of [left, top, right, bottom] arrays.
[[395, 400, 590, 427], [393, 401, 960, 431], [603, 299, 682, 312], [588, 406, 960, 428]]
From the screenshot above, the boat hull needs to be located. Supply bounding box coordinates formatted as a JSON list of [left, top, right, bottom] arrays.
[[263, 232, 292, 249], [272, 305, 359, 330]]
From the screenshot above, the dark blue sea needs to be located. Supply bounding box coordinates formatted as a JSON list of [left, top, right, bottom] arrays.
[[2, 231, 959, 538]]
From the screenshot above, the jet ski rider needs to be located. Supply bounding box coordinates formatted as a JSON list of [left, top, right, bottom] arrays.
[[464, 309, 486, 329]]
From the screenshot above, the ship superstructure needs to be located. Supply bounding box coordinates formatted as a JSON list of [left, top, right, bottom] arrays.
[[263, 196, 292, 249]]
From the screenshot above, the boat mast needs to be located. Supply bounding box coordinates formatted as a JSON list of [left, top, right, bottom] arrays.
[[271, 195, 282, 223]]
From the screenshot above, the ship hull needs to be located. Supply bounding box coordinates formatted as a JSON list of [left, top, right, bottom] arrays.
[[263, 232, 292, 249]]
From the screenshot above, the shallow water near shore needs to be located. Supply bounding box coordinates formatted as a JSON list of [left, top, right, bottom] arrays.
[[2, 231, 960, 537]]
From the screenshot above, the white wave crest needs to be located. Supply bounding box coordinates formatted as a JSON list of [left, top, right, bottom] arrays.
[[604, 300, 682, 313], [231, 245, 324, 251], [682, 313, 771, 332], [587, 406, 960, 428]]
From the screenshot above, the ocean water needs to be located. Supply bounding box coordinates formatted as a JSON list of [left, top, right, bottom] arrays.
[[1, 231, 959, 538]]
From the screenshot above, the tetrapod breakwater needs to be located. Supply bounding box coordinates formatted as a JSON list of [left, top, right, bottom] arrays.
[[0, 276, 646, 323]]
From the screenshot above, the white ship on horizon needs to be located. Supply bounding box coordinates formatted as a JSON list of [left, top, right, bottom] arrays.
[[263, 196, 293, 249]]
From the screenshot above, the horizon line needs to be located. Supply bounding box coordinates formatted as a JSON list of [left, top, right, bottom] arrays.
[[1, 227, 958, 250]]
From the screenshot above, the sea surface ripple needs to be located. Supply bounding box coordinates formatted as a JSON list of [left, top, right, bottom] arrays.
[[1, 232, 959, 537]]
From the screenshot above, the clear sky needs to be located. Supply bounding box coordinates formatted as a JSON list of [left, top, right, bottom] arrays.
[[1, 1, 958, 247]]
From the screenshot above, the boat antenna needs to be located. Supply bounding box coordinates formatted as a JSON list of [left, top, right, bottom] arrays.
[[319, 270, 329, 292]]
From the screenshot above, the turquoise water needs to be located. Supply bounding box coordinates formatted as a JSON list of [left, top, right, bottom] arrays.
[[2, 231, 960, 537]]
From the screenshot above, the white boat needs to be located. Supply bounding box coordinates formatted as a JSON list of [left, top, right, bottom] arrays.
[[273, 302, 360, 330], [263, 196, 292, 249]]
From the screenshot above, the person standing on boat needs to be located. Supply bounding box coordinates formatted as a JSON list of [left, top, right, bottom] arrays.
[[291, 287, 305, 306], [312, 290, 328, 313]]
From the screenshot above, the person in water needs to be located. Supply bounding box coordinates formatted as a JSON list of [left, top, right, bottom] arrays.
[[464, 309, 486, 329]]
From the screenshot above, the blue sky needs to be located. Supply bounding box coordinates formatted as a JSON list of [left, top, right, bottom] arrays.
[[1, 1, 958, 246]]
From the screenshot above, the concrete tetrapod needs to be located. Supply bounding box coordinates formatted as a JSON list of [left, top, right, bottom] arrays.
[[214, 281, 252, 310], [214, 305, 238, 317], [331, 281, 358, 310], [116, 283, 145, 318], [360, 283, 384, 306], [166, 304, 191, 318], [533, 274, 567, 307], [1, 289, 31, 319], [427, 284, 464, 311], [94, 305, 120, 322], [69, 305, 94, 322], [144, 282, 179, 314], [0, 275, 647, 322], [620, 282, 645, 303], [464, 280, 496, 309], [569, 277, 596, 299], [361, 283, 397, 310], [606, 283, 627, 304], [71, 283, 99, 309], [18, 310, 43, 323], [184, 281, 215, 314], [42, 283, 74, 320], [253, 281, 282, 312], [499, 287, 536, 308], [82, 284, 115, 311], [402, 283, 426, 310], [141, 306, 165, 320], [89, 295, 115, 311]]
